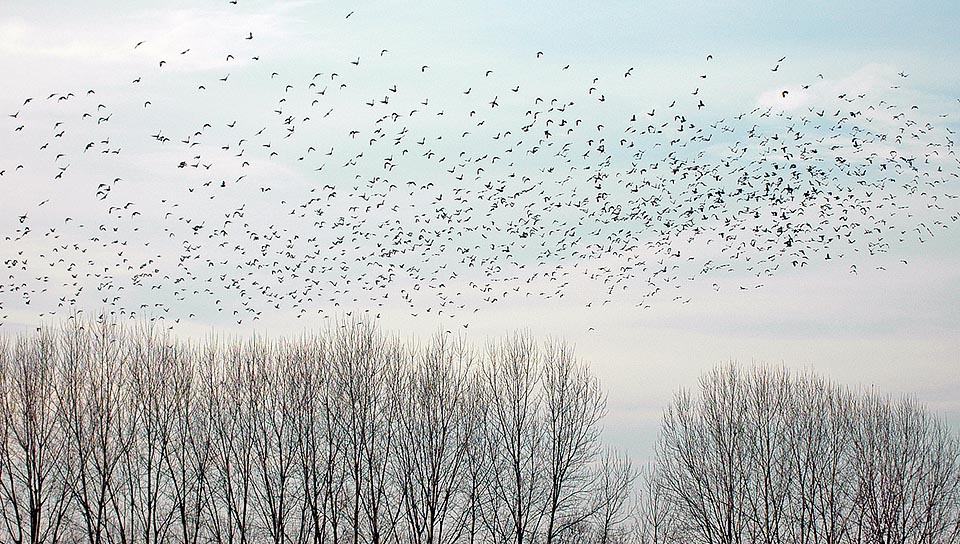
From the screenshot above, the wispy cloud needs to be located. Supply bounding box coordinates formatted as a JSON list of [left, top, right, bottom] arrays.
[[0, 6, 295, 71]]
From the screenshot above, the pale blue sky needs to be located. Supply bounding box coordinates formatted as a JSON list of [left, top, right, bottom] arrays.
[[1, 0, 958, 460]]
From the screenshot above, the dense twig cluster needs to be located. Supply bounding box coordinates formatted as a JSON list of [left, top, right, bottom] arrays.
[[0, 317, 632, 544], [642, 365, 960, 544]]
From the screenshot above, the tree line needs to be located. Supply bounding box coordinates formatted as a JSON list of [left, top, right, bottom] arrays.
[[640, 365, 960, 544], [0, 317, 632, 544], [2, 317, 958, 544]]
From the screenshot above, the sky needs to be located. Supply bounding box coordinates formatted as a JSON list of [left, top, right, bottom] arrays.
[[1, 0, 959, 461]]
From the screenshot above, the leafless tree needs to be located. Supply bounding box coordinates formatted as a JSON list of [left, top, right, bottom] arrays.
[[289, 333, 346, 544], [334, 320, 402, 544], [0, 329, 72, 544], [589, 449, 636, 544], [540, 339, 606, 544], [784, 371, 857, 544], [206, 339, 258, 544], [8, 319, 960, 544], [657, 364, 753, 544], [651, 363, 960, 544], [478, 332, 546, 544], [167, 338, 213, 544], [119, 323, 185, 544], [461, 373, 489, 544], [742, 366, 793, 544], [246, 339, 303, 544], [59, 317, 137, 544], [395, 333, 475, 544], [849, 393, 960, 544], [634, 464, 678, 544]]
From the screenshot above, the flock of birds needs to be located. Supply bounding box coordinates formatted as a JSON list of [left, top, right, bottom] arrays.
[[2, 7, 959, 330]]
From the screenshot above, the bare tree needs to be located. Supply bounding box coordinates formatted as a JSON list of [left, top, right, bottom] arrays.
[[59, 317, 137, 544], [590, 449, 636, 544], [540, 339, 606, 544], [742, 366, 793, 544], [246, 339, 303, 544], [0, 329, 72, 544], [634, 464, 678, 544], [849, 393, 960, 544], [28, 320, 960, 544], [478, 332, 546, 544], [206, 339, 258, 544], [784, 371, 856, 544], [652, 363, 960, 544], [334, 320, 402, 544], [461, 373, 489, 544], [289, 333, 347, 544], [118, 324, 184, 544], [657, 364, 753, 544], [167, 338, 213, 544], [395, 333, 475, 544]]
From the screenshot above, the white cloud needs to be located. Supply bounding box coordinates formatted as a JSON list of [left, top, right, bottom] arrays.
[[756, 62, 900, 113]]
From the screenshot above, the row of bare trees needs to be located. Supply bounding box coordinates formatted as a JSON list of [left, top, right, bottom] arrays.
[[640, 364, 960, 544], [0, 318, 633, 544], [4, 319, 958, 544]]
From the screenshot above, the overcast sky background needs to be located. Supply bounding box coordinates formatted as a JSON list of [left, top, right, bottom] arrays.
[[1, 0, 959, 461]]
